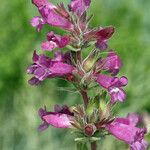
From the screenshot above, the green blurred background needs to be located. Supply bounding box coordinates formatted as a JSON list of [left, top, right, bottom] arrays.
[[0, 0, 150, 149]]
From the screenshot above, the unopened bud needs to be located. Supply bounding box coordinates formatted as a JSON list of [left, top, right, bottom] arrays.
[[84, 124, 96, 136], [83, 49, 99, 72]]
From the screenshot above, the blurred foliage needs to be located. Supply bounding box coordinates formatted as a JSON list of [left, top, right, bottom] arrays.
[[0, 0, 150, 149]]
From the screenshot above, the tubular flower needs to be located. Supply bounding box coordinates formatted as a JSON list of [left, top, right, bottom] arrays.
[[95, 27, 115, 50], [27, 51, 74, 85], [32, 0, 74, 31], [97, 51, 122, 75], [31, 16, 45, 32], [127, 113, 142, 127], [96, 74, 128, 103], [38, 105, 74, 131], [69, 0, 91, 16], [106, 115, 148, 150], [41, 31, 70, 51], [84, 26, 115, 50]]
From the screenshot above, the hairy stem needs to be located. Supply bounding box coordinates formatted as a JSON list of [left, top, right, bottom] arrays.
[[80, 89, 88, 108], [91, 142, 97, 150]]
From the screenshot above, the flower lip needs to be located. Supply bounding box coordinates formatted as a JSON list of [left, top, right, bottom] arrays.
[[98, 50, 122, 75], [38, 105, 74, 130], [41, 32, 70, 51], [69, 0, 91, 16], [106, 116, 148, 149], [27, 51, 74, 85], [96, 74, 128, 103], [32, 0, 48, 7], [32, 0, 74, 31], [96, 26, 115, 40]]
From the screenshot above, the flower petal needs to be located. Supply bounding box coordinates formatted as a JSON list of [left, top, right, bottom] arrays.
[[38, 122, 49, 132], [120, 76, 128, 86], [106, 120, 139, 144], [100, 51, 122, 75], [109, 87, 126, 103], [32, 0, 49, 7], [96, 26, 115, 40], [43, 113, 72, 128], [106, 118, 147, 150], [31, 16, 45, 32], [28, 77, 41, 85], [69, 0, 91, 16], [96, 40, 108, 50], [96, 74, 113, 89], [127, 113, 141, 126], [50, 62, 74, 75], [41, 41, 58, 51]]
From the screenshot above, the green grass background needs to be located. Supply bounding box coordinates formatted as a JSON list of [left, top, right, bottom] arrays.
[[0, 0, 150, 149]]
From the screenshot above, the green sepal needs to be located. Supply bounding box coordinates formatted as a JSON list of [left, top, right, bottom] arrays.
[[86, 94, 100, 116], [66, 45, 81, 52]]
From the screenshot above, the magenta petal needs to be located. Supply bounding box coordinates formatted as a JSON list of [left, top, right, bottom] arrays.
[[46, 11, 73, 30], [106, 120, 138, 144], [107, 118, 147, 150], [34, 67, 46, 80], [28, 77, 40, 85], [31, 16, 45, 32], [38, 122, 49, 131], [31, 16, 41, 27], [101, 51, 122, 75], [130, 140, 148, 150], [69, 0, 91, 16], [53, 51, 64, 62], [120, 76, 128, 86], [96, 26, 115, 39], [43, 114, 72, 128], [109, 87, 126, 103], [127, 113, 141, 126], [96, 74, 113, 89], [42, 32, 70, 51], [41, 41, 58, 51], [27, 64, 38, 74], [50, 62, 74, 75], [96, 40, 108, 50], [59, 36, 70, 48], [32, 51, 39, 62], [33, 1, 73, 31], [115, 118, 130, 125], [32, 0, 49, 7]]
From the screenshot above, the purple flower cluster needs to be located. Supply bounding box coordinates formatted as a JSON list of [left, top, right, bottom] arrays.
[[27, 51, 74, 85], [27, 0, 148, 149]]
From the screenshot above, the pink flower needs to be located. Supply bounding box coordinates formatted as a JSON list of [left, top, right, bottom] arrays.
[[127, 113, 142, 127], [95, 27, 115, 50], [27, 51, 74, 85], [84, 26, 115, 50], [31, 16, 45, 32], [97, 51, 122, 75], [41, 31, 70, 51], [38, 105, 73, 131], [69, 0, 91, 16], [96, 74, 128, 103], [106, 116, 148, 150], [31, 0, 74, 31]]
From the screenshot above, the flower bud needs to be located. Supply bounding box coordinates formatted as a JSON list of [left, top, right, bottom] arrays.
[[83, 49, 99, 72], [84, 124, 96, 136]]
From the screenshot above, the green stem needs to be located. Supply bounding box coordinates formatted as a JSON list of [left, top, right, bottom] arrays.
[[91, 142, 97, 150]]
